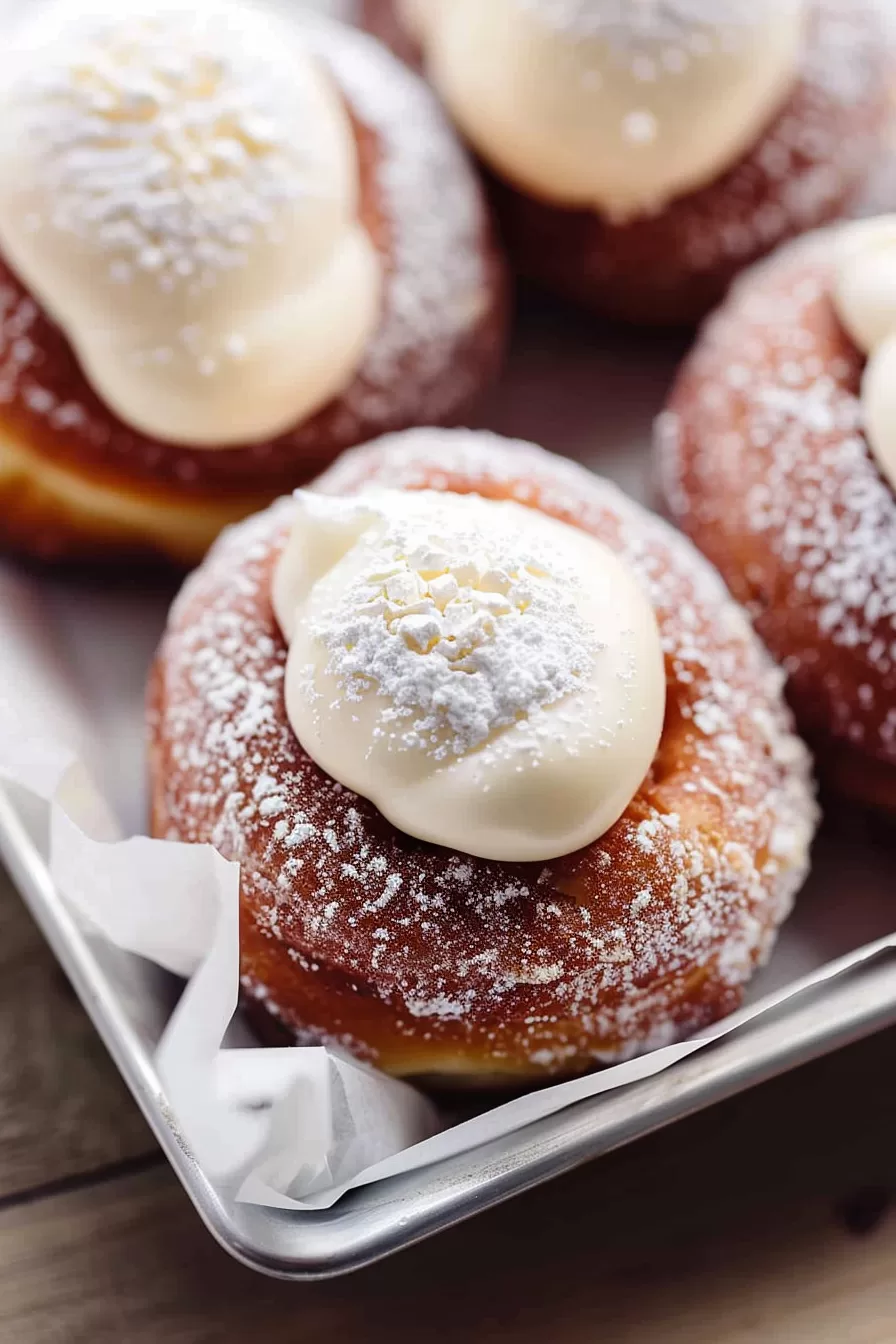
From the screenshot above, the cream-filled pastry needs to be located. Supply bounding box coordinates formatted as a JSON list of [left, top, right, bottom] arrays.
[[658, 222, 896, 814], [150, 428, 816, 1083], [0, 0, 379, 447], [0, 1, 505, 564], [364, 0, 891, 325], [834, 217, 896, 493], [272, 488, 665, 861], [418, 0, 807, 220]]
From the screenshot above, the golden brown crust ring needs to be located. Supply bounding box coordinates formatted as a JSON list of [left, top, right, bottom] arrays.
[[362, 0, 889, 326], [0, 434, 279, 566], [0, 21, 507, 564], [657, 229, 896, 805], [148, 430, 815, 1084]]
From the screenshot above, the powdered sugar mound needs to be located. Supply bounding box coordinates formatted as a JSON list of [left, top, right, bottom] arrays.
[[152, 430, 816, 1073], [306, 491, 595, 760], [5, 0, 320, 294]]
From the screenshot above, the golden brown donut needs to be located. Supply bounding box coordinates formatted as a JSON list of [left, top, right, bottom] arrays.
[[0, 19, 506, 567], [362, 0, 890, 326], [148, 429, 816, 1086], [656, 227, 896, 812]]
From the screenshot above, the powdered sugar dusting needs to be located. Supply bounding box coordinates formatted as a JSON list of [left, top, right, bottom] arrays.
[[516, 0, 801, 46], [493, 0, 888, 325], [666, 0, 888, 277], [0, 15, 496, 483], [151, 430, 816, 1074], [658, 224, 896, 764], [5, 0, 322, 295], [297, 490, 596, 761], [308, 19, 491, 434]]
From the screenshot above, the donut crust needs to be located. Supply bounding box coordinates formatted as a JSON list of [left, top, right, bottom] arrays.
[[362, 0, 889, 325], [657, 228, 896, 809], [149, 431, 815, 1085], [0, 22, 507, 564]]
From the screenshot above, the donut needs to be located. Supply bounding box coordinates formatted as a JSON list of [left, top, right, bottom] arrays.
[[0, 3, 506, 566], [148, 429, 816, 1086], [362, 0, 890, 326], [656, 219, 896, 812]]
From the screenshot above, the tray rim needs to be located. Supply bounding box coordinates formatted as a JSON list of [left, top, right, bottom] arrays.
[[2, 781, 896, 1280]]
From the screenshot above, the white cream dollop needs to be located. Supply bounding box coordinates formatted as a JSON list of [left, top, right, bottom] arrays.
[[0, 0, 380, 447], [410, 0, 806, 220], [834, 217, 896, 495], [273, 487, 666, 863]]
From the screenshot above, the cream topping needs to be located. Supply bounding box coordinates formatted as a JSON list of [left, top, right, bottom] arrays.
[[273, 487, 666, 862], [412, 0, 807, 219], [0, 0, 380, 447], [158, 431, 817, 1064], [834, 217, 896, 495]]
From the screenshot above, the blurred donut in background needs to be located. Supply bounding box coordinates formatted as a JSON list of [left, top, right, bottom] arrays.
[[657, 217, 896, 813], [0, 0, 507, 565], [363, 0, 893, 326]]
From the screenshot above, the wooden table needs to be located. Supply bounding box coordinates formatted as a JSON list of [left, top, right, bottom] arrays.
[[0, 862, 893, 1344]]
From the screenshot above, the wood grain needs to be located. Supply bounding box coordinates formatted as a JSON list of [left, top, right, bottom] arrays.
[[0, 868, 154, 1200], [0, 1028, 894, 1343]]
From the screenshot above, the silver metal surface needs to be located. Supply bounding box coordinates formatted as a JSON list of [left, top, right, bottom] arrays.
[[2, 777, 896, 1279]]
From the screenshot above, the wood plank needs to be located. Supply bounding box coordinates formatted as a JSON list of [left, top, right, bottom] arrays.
[[0, 867, 154, 1199], [0, 1028, 895, 1343]]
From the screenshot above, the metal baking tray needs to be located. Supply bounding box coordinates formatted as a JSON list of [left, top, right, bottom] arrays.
[[2, 299, 896, 1278]]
